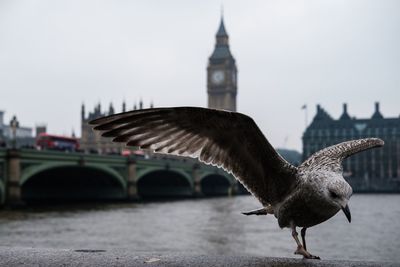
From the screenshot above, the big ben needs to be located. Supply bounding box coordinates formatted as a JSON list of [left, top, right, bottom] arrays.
[[207, 16, 238, 111]]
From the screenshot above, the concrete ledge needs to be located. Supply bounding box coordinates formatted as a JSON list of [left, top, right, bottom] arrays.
[[0, 247, 398, 267]]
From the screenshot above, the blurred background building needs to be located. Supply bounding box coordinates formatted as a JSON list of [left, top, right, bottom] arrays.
[[80, 100, 153, 154], [0, 111, 35, 148], [303, 102, 400, 192], [207, 17, 237, 112]]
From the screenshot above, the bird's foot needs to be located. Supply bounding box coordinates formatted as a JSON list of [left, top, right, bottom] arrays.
[[294, 245, 320, 260], [303, 254, 320, 260]]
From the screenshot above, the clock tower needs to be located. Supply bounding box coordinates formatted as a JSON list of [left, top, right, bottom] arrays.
[[207, 16, 237, 111]]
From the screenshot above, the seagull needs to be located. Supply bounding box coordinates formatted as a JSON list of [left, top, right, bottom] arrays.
[[89, 107, 384, 259]]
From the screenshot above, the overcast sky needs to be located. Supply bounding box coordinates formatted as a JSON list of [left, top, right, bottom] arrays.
[[0, 0, 399, 151]]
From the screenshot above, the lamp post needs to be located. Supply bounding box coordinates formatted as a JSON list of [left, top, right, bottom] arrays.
[[10, 115, 19, 149]]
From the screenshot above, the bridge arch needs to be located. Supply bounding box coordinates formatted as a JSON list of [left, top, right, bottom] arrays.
[[136, 168, 193, 198], [20, 163, 127, 201], [200, 173, 233, 196]]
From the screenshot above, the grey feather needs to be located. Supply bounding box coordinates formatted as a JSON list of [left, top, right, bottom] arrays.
[[300, 138, 384, 173], [90, 107, 298, 206]]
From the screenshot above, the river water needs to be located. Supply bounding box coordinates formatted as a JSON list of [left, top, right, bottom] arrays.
[[0, 194, 399, 262]]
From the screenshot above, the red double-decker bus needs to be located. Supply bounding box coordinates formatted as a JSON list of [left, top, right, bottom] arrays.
[[36, 133, 79, 151]]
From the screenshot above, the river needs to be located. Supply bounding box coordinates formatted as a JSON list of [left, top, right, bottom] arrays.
[[0, 194, 399, 262]]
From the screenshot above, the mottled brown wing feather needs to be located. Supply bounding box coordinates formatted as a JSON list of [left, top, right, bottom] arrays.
[[300, 138, 384, 173], [90, 107, 298, 205]]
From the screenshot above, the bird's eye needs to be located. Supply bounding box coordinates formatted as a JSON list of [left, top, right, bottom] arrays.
[[329, 190, 339, 198]]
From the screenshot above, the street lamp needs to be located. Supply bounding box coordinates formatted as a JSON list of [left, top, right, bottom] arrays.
[[10, 115, 19, 149]]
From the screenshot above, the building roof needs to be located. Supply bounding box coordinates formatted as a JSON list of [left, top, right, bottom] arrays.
[[313, 105, 334, 122], [305, 102, 400, 134], [210, 46, 232, 60], [339, 103, 351, 120], [371, 102, 384, 119], [209, 16, 235, 63], [216, 17, 228, 37]]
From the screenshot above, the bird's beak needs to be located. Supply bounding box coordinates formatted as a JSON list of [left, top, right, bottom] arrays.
[[341, 204, 351, 223]]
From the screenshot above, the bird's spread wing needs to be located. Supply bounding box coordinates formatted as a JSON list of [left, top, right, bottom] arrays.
[[89, 107, 298, 205], [300, 138, 384, 173]]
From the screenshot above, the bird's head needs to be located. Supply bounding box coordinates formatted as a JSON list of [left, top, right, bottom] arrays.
[[323, 174, 353, 223]]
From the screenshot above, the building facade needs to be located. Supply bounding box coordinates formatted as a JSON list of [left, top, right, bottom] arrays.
[[0, 110, 34, 148], [303, 102, 400, 192], [0, 111, 33, 139], [80, 101, 152, 154], [207, 17, 238, 111]]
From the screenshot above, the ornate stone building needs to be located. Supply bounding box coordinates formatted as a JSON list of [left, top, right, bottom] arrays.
[[0, 110, 35, 148], [207, 17, 237, 111], [303, 102, 400, 192], [80, 100, 152, 154]]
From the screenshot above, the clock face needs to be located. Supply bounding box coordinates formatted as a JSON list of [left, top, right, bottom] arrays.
[[211, 70, 225, 85]]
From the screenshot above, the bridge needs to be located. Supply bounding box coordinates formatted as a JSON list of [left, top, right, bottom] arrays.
[[0, 148, 241, 205]]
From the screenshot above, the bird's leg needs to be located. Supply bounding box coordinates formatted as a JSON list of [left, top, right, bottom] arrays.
[[291, 227, 305, 254], [291, 225, 320, 260], [301, 227, 307, 251]]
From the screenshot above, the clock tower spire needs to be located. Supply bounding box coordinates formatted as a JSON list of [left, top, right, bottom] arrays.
[[207, 15, 237, 111]]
